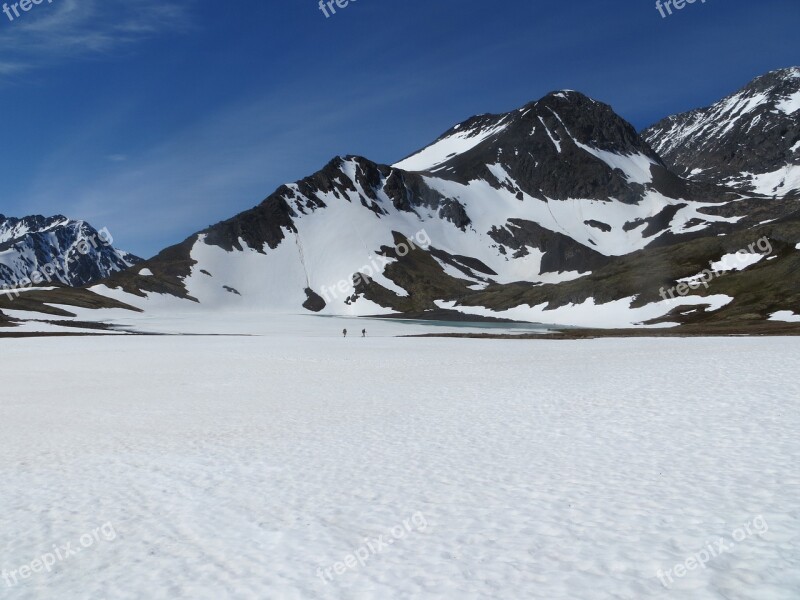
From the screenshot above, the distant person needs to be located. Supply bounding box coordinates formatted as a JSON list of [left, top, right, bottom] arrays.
[[342, 328, 347, 338], [362, 329, 366, 338]]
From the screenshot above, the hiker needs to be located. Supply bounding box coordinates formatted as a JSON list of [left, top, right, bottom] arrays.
[[342, 328, 347, 338], [362, 329, 366, 338]]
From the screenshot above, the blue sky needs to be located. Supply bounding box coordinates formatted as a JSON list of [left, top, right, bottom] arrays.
[[0, 0, 797, 258]]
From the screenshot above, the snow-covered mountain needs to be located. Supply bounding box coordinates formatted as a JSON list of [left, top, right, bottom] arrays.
[[0, 215, 140, 289], [6, 69, 800, 331], [93, 90, 755, 323], [643, 67, 800, 198]]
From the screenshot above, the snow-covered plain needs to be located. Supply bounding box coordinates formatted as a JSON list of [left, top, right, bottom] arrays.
[[1, 333, 798, 600]]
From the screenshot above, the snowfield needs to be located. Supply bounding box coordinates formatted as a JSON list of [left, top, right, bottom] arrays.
[[1, 333, 799, 599]]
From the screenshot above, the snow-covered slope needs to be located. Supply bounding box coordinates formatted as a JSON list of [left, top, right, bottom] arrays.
[[394, 113, 513, 172], [643, 67, 800, 197], [0, 215, 140, 289]]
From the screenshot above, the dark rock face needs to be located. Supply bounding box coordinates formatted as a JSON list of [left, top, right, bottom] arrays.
[[642, 67, 800, 195], [0, 215, 140, 288], [302, 288, 326, 312], [203, 193, 298, 253], [585, 220, 612, 233], [623, 204, 687, 238], [489, 219, 608, 275]]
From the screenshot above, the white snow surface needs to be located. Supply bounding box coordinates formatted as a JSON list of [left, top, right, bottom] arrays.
[[436, 295, 734, 329], [1, 335, 798, 599], [776, 89, 800, 114], [710, 251, 767, 272], [769, 310, 800, 323], [0, 318, 117, 335], [393, 120, 508, 172], [747, 164, 800, 196], [570, 140, 656, 185]]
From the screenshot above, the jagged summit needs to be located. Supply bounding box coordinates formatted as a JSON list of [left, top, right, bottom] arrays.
[[0, 215, 140, 288], [395, 89, 694, 208]]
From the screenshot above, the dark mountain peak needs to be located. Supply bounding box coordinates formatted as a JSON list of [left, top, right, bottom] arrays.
[[441, 111, 507, 135], [746, 66, 800, 93], [537, 89, 596, 106], [394, 90, 676, 204], [530, 91, 654, 158]]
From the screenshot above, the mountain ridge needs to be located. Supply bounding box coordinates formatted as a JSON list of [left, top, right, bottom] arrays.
[[4, 68, 800, 331], [0, 214, 140, 293]]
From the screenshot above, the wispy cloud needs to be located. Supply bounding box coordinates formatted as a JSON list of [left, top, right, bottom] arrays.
[[0, 0, 193, 75]]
